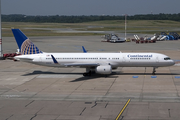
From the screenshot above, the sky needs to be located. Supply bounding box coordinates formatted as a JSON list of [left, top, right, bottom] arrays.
[[1, 0, 180, 16]]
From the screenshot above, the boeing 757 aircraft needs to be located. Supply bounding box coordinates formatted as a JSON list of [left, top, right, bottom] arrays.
[[12, 29, 175, 76]]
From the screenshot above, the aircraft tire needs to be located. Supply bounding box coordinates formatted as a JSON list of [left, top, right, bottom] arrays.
[[83, 72, 91, 77], [83, 73, 87, 76]]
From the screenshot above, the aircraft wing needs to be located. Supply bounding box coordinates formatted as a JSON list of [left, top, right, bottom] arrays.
[[63, 63, 99, 67], [51, 55, 99, 67]]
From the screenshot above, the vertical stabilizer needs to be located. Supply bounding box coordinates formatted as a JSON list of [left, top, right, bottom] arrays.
[[12, 29, 43, 55]]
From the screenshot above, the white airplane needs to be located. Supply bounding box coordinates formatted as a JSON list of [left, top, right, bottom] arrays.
[[12, 29, 175, 76]]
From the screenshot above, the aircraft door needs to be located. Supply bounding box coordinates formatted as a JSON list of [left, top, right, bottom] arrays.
[[156, 56, 159, 62], [123, 56, 126, 62], [122, 54, 128, 62], [38, 54, 42, 62], [39, 56, 42, 62], [34, 55, 42, 62]]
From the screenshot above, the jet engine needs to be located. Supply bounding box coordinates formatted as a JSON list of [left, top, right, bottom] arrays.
[[95, 65, 112, 74]]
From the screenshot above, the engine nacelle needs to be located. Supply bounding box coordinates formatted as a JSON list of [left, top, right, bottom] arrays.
[[112, 67, 117, 70], [95, 65, 112, 74]]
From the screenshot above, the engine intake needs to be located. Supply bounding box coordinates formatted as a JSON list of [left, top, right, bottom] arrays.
[[95, 65, 112, 74]]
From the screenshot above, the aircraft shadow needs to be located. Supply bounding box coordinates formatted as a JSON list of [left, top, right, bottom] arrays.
[[22, 70, 82, 76], [23, 70, 180, 76], [69, 72, 180, 82], [22, 70, 119, 82], [118, 73, 180, 75], [70, 74, 118, 82], [22, 71, 180, 82]]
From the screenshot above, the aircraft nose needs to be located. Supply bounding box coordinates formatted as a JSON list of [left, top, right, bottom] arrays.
[[172, 60, 175, 65]]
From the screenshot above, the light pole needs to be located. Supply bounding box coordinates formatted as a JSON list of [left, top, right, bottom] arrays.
[[125, 14, 127, 40], [0, 0, 2, 59]]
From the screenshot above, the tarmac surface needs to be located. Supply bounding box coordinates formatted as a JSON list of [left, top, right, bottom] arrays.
[[1, 36, 180, 120]]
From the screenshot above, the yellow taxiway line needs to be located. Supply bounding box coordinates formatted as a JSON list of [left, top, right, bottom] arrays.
[[115, 99, 131, 120]]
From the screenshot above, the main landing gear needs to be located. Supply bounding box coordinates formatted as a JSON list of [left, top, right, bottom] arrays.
[[83, 71, 91, 76], [152, 67, 157, 75]]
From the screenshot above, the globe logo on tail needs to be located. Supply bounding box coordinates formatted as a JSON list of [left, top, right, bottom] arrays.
[[21, 39, 42, 55]]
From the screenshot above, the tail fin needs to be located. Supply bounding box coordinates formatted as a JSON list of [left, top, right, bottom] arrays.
[[12, 29, 43, 55]]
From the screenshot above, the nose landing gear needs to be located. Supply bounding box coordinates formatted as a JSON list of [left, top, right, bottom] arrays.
[[152, 67, 157, 75]]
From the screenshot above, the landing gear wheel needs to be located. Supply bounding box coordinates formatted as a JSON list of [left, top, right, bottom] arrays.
[[83, 71, 91, 77], [83, 73, 87, 76]]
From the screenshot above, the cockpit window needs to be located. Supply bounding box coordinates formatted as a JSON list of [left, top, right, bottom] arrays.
[[164, 57, 171, 60]]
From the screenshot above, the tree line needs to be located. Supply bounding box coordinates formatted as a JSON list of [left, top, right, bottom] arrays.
[[2, 13, 180, 23]]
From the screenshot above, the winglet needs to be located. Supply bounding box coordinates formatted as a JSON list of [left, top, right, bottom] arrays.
[[51, 55, 58, 64], [82, 46, 87, 53]]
